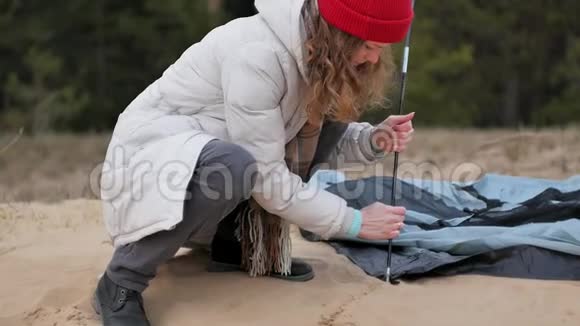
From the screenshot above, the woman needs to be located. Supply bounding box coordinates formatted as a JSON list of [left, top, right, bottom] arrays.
[[94, 0, 415, 325]]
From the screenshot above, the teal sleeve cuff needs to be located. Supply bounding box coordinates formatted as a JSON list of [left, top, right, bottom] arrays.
[[347, 209, 363, 238]]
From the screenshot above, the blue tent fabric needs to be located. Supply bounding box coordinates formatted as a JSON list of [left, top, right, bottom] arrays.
[[305, 172, 580, 280]]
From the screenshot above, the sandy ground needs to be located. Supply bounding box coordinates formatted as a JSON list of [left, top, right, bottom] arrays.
[[1, 129, 579, 325], [0, 200, 579, 326]]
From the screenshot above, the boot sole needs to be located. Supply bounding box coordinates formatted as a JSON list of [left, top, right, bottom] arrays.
[[271, 270, 315, 282], [207, 261, 315, 282]]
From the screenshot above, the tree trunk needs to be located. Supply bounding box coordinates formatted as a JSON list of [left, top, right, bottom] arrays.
[[502, 74, 519, 127], [208, 0, 222, 13]]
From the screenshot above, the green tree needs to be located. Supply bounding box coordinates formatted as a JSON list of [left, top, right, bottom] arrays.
[[1, 0, 579, 131], [1, 0, 220, 132], [364, 0, 580, 127]]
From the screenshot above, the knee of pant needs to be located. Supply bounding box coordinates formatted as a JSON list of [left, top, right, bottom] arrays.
[[203, 142, 257, 200], [227, 144, 257, 197]]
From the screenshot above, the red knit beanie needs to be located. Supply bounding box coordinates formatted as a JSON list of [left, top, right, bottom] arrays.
[[317, 0, 414, 44]]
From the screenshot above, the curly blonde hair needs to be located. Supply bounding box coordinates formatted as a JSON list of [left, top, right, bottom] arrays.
[[302, 0, 396, 123]]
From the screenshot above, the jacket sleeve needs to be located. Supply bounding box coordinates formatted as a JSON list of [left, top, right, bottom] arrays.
[[221, 44, 355, 239], [324, 122, 386, 169]]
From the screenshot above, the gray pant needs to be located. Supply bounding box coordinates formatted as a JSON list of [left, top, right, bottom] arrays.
[[106, 139, 257, 292]]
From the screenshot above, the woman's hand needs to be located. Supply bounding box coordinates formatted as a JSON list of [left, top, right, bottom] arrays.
[[358, 202, 406, 240], [371, 112, 415, 153]]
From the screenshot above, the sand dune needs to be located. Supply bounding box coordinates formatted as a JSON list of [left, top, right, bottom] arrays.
[[0, 200, 578, 326]]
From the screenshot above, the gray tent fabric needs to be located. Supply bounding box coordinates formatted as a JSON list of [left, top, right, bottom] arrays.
[[328, 242, 580, 280], [328, 244, 469, 279], [304, 172, 580, 280], [431, 245, 580, 280]]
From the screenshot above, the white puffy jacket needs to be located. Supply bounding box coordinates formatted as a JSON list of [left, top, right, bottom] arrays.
[[101, 0, 383, 247]]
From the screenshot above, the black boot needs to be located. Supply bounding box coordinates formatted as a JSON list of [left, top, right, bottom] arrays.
[[92, 273, 151, 326], [207, 204, 315, 282]]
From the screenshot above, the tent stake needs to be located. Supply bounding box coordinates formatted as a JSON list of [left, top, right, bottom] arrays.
[[387, 0, 416, 285]]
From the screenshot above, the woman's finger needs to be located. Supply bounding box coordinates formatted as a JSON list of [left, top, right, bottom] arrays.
[[393, 143, 408, 152], [386, 214, 405, 224], [376, 128, 415, 152], [387, 222, 404, 233], [386, 230, 400, 239], [397, 132, 412, 141], [388, 205, 406, 215], [386, 112, 415, 127], [392, 122, 413, 132], [398, 135, 413, 145]]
